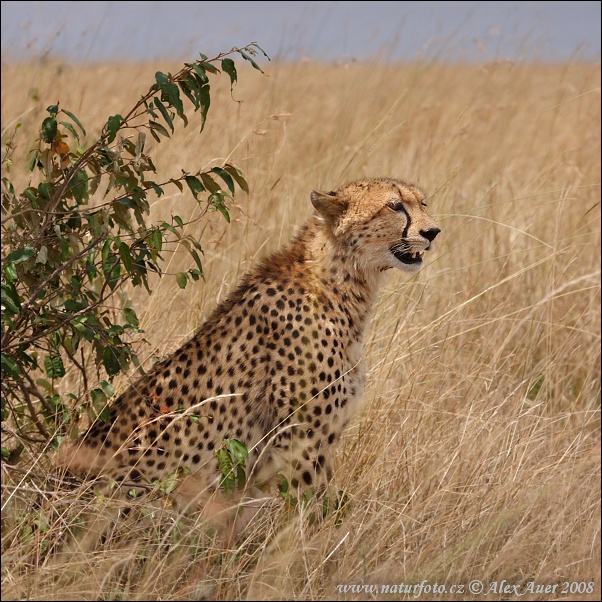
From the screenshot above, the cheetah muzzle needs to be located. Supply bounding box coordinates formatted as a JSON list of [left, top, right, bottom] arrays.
[[57, 176, 440, 526]]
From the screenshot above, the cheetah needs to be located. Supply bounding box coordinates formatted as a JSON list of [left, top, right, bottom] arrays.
[[59, 177, 440, 517]]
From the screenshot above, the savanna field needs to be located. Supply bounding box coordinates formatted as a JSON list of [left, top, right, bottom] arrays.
[[1, 55, 600, 600]]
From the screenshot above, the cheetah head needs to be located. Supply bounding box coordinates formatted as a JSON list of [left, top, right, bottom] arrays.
[[310, 177, 440, 273]]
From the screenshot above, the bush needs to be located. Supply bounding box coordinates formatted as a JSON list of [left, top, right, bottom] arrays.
[[0, 43, 268, 459]]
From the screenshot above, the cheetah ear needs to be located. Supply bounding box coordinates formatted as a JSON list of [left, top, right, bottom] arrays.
[[310, 190, 348, 223]]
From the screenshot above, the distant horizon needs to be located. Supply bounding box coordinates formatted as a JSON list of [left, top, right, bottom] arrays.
[[1, 1, 600, 64]]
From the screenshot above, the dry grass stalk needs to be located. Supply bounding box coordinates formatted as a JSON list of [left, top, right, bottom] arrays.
[[1, 57, 600, 600]]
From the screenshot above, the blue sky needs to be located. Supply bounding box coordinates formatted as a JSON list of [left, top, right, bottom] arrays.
[[1, 1, 600, 62]]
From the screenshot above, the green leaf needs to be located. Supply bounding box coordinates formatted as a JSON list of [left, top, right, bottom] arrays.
[[227, 438, 249, 462], [1, 353, 21, 378], [101, 239, 121, 290], [199, 172, 220, 194], [153, 98, 174, 133], [188, 268, 202, 281], [148, 127, 161, 143], [238, 49, 265, 74], [45, 355, 65, 379], [158, 78, 185, 123], [100, 380, 115, 397], [23, 187, 38, 205], [41, 117, 58, 143], [69, 168, 89, 204], [223, 163, 249, 193], [6, 246, 35, 265], [161, 221, 176, 235], [185, 175, 204, 200], [90, 388, 106, 407], [64, 298, 88, 313], [189, 248, 203, 273], [28, 150, 39, 172], [38, 182, 53, 201], [105, 114, 124, 143], [116, 196, 135, 208], [169, 179, 183, 193], [58, 236, 70, 262], [70, 275, 82, 294], [1, 294, 20, 316], [118, 241, 133, 273], [200, 60, 219, 75], [0, 282, 21, 313], [91, 388, 111, 420], [178, 78, 197, 108], [101, 237, 111, 262], [198, 83, 211, 131], [176, 272, 188, 289], [123, 307, 139, 328], [148, 228, 163, 252], [2, 175, 14, 194], [211, 166, 235, 194], [183, 73, 201, 107], [157, 471, 181, 496], [3, 262, 17, 283], [144, 99, 158, 119], [144, 181, 164, 197], [59, 120, 80, 141], [155, 71, 169, 85], [250, 42, 271, 60], [62, 109, 86, 137], [191, 63, 209, 84], [133, 186, 149, 210], [72, 316, 95, 341], [221, 58, 237, 92], [46, 104, 59, 116], [209, 192, 230, 223], [236, 465, 247, 490], [102, 347, 121, 376], [149, 120, 171, 139], [214, 447, 235, 492]]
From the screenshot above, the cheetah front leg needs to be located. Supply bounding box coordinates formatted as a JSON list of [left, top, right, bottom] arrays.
[[255, 422, 338, 511]]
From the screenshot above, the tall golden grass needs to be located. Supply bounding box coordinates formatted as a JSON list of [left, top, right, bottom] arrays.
[[1, 55, 600, 600]]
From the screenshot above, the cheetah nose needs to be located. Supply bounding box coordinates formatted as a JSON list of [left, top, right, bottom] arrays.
[[420, 227, 441, 242]]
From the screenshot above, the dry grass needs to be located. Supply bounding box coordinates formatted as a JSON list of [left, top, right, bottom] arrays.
[[1, 55, 600, 600]]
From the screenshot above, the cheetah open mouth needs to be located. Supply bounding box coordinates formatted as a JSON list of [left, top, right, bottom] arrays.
[[390, 249, 424, 265]]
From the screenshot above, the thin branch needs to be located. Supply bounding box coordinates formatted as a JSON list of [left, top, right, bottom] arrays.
[[41, 45, 252, 235], [16, 380, 50, 440], [0, 235, 108, 349], [1, 278, 126, 353]]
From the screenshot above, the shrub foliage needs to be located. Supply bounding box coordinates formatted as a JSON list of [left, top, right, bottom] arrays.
[[1, 43, 268, 458]]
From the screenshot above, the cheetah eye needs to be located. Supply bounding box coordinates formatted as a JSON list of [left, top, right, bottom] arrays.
[[387, 198, 405, 212], [421, 201, 428, 207]]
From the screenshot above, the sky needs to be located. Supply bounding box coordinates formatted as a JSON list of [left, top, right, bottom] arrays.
[[1, 1, 600, 63]]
